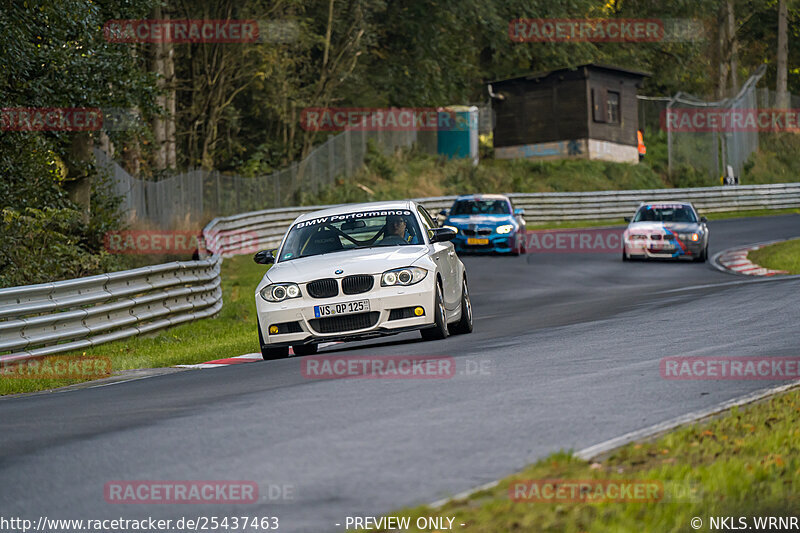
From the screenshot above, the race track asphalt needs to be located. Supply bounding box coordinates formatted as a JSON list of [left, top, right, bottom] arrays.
[[1, 214, 799, 532]]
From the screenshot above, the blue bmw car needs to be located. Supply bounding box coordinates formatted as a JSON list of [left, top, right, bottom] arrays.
[[440, 194, 527, 255]]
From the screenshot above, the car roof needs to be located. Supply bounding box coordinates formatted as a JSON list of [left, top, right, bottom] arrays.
[[454, 194, 511, 201], [293, 200, 417, 223]]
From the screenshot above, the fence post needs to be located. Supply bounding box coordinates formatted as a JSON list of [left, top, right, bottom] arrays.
[[235, 177, 241, 214], [215, 170, 221, 214], [666, 93, 679, 178], [345, 129, 353, 176], [277, 170, 281, 207], [291, 163, 298, 203], [328, 138, 335, 185]]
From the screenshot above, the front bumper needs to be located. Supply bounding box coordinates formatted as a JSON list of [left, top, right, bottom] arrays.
[[256, 274, 437, 347], [624, 237, 704, 259], [452, 233, 517, 254]]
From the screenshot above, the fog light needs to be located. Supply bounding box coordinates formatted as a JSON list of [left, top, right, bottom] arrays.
[[691, 233, 700, 241], [414, 306, 424, 316], [268, 325, 279, 334]]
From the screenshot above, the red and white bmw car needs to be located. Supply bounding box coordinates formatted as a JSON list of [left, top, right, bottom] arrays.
[[622, 202, 709, 262]]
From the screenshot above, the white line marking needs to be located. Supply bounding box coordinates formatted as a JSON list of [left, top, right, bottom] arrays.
[[425, 382, 800, 510], [575, 382, 800, 460]]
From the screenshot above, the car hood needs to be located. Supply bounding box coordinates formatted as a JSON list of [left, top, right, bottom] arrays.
[[264, 245, 429, 283], [446, 214, 515, 226], [626, 221, 701, 233]]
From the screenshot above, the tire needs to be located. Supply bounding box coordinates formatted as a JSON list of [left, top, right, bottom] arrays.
[[694, 244, 708, 263], [292, 343, 318, 356], [510, 233, 525, 256], [449, 278, 473, 335], [258, 321, 290, 360], [622, 246, 630, 262], [421, 281, 449, 341]]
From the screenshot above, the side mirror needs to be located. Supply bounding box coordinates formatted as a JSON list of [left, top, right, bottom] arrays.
[[438, 208, 450, 217], [700, 216, 708, 223], [253, 250, 275, 264], [624, 216, 631, 222], [429, 227, 457, 243], [514, 208, 525, 216]]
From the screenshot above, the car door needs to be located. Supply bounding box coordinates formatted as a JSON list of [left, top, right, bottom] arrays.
[[418, 205, 458, 308]]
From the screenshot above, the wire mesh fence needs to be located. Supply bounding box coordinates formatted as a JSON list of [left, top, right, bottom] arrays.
[[97, 129, 421, 230], [638, 66, 783, 183]]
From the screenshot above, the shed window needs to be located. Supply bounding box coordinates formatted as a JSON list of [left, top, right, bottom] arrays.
[[606, 91, 620, 124]]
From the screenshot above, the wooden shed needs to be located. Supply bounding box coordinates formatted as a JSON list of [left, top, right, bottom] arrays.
[[489, 64, 649, 163]]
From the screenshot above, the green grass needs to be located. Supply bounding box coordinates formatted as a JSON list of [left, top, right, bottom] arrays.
[[748, 238, 800, 275], [703, 207, 800, 220], [368, 389, 800, 532], [296, 135, 800, 208], [297, 144, 669, 207], [525, 207, 800, 231], [0, 255, 266, 395]]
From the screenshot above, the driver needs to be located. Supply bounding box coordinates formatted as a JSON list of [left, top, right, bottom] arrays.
[[379, 214, 408, 245]]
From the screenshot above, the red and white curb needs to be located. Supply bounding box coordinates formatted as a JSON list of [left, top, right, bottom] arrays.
[[713, 241, 790, 276], [175, 342, 343, 369]]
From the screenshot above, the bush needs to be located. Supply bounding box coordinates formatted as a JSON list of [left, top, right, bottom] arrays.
[[0, 206, 126, 287]]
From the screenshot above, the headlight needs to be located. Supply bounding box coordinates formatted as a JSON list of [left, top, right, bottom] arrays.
[[260, 283, 301, 302], [496, 224, 514, 234], [381, 267, 428, 286], [691, 233, 700, 242]]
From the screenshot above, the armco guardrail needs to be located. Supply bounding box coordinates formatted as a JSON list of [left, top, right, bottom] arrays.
[[203, 183, 800, 257], [418, 183, 800, 222], [0, 258, 221, 364], [3, 182, 799, 362]]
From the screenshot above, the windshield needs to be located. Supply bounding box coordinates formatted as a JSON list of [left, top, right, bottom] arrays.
[[451, 199, 511, 215], [278, 209, 424, 262], [633, 205, 698, 223]]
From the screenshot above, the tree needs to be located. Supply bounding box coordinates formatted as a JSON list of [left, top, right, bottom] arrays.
[[777, 0, 789, 107]]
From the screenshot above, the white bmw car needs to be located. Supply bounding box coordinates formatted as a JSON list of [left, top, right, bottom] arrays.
[[253, 201, 473, 359]]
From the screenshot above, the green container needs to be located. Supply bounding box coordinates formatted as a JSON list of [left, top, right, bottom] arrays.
[[437, 106, 479, 164]]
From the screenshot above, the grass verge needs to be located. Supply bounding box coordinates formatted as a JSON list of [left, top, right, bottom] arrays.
[[748, 238, 800, 275], [296, 137, 800, 208], [370, 388, 800, 532], [298, 145, 668, 207], [0, 255, 266, 396]]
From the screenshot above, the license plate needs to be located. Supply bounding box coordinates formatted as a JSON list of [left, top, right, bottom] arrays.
[[467, 238, 489, 245], [314, 300, 370, 317]]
